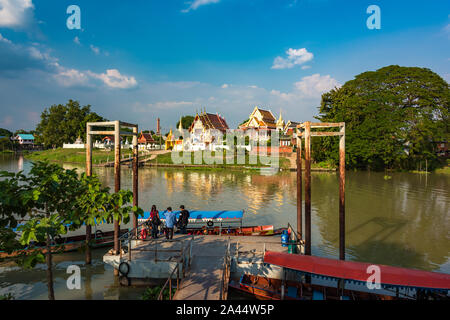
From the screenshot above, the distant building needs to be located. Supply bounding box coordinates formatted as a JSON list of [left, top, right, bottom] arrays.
[[165, 129, 176, 150], [276, 112, 285, 132], [284, 120, 301, 137], [240, 106, 277, 130], [187, 111, 229, 151], [138, 131, 156, 150], [14, 134, 35, 145], [435, 141, 448, 156], [63, 136, 84, 149], [101, 135, 124, 148]]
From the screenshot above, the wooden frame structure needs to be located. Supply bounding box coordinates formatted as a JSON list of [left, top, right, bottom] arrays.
[[86, 121, 139, 266], [296, 122, 346, 260]]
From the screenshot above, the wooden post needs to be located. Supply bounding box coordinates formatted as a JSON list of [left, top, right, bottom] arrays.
[[296, 135, 302, 240], [132, 126, 138, 239], [304, 121, 311, 256], [339, 123, 345, 261], [128, 238, 131, 262], [85, 124, 92, 265], [114, 121, 121, 256]]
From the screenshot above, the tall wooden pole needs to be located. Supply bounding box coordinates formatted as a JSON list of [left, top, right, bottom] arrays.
[[114, 121, 121, 257], [339, 123, 346, 260], [85, 124, 92, 264], [132, 126, 138, 239], [296, 134, 302, 240], [304, 122, 311, 256]]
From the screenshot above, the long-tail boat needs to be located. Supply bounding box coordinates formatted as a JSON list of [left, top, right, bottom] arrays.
[[229, 274, 403, 300], [232, 251, 450, 300], [0, 229, 127, 259], [138, 210, 284, 237]]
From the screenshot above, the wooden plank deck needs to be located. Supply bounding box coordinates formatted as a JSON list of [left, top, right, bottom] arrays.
[[172, 235, 286, 300]]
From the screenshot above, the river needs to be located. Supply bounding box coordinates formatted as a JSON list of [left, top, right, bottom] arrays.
[[0, 153, 449, 299]]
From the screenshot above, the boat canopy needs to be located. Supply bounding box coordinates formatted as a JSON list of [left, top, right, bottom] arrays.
[[139, 210, 244, 222], [264, 251, 450, 292]]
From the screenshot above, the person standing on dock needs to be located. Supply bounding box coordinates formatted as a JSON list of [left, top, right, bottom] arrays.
[[150, 205, 161, 239], [178, 205, 190, 234], [164, 207, 177, 240]]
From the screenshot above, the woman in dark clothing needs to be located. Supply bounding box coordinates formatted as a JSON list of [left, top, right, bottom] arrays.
[[149, 205, 160, 239], [178, 205, 190, 234]]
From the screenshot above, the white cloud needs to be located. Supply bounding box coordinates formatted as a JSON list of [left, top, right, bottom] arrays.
[[90, 44, 100, 55], [294, 74, 340, 97], [221, 83, 229, 89], [301, 65, 311, 70], [73, 36, 81, 45], [443, 73, 450, 83], [54, 67, 90, 87], [88, 69, 137, 89], [147, 101, 194, 110], [54, 67, 138, 89], [271, 74, 340, 100], [272, 48, 314, 70], [0, 33, 12, 43], [182, 0, 220, 13], [0, 0, 34, 28], [444, 24, 450, 38]]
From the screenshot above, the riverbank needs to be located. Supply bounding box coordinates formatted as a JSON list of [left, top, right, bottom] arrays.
[[146, 152, 292, 170], [24, 148, 294, 170], [25, 148, 145, 165]]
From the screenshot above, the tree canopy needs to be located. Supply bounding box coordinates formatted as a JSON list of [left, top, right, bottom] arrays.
[[176, 115, 195, 130], [35, 100, 104, 148], [0, 128, 12, 137], [314, 65, 449, 170], [0, 161, 143, 299]]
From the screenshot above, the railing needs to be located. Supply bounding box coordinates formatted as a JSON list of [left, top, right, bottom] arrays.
[[157, 259, 182, 300], [287, 223, 304, 254], [156, 235, 194, 300], [219, 237, 232, 300]]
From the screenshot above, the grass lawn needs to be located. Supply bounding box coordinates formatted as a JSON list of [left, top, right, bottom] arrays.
[[435, 166, 450, 174], [25, 148, 143, 164]]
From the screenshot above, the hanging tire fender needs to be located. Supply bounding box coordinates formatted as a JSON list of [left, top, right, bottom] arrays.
[[119, 261, 130, 276], [95, 230, 104, 239]]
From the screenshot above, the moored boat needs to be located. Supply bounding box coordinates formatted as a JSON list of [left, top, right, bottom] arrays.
[[0, 229, 127, 259], [259, 251, 450, 300], [229, 274, 402, 300]]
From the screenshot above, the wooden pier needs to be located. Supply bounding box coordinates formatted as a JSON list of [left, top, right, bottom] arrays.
[[103, 233, 292, 300]]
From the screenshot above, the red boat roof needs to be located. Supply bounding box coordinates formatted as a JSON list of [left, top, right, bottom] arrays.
[[264, 251, 450, 291]]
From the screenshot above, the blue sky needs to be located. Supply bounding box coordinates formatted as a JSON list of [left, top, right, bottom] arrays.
[[0, 0, 449, 133]]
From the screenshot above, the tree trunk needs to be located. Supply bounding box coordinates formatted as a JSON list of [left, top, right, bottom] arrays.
[[85, 225, 91, 264], [46, 233, 55, 300]]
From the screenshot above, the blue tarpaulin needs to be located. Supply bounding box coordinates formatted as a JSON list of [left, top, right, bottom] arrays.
[[139, 210, 244, 222]]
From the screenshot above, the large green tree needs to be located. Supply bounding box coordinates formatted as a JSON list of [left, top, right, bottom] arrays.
[[0, 128, 12, 137], [315, 65, 449, 170], [35, 100, 104, 148], [0, 162, 143, 300]]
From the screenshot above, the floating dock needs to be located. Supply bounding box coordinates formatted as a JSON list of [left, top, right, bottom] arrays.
[[103, 233, 297, 300]]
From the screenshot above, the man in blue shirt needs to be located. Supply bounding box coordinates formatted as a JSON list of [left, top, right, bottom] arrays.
[[164, 207, 177, 240]]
